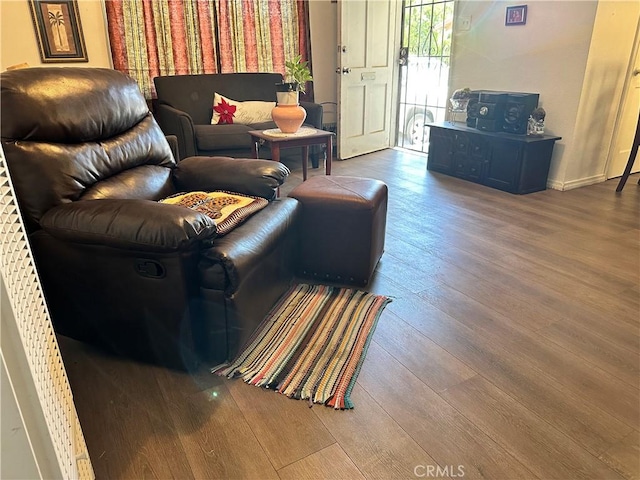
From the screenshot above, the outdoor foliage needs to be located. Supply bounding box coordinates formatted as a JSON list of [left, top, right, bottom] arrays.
[[403, 0, 454, 64]]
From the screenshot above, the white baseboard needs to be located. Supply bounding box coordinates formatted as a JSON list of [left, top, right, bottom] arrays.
[[547, 174, 606, 191]]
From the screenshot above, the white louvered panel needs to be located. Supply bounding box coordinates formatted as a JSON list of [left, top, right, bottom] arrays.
[[0, 149, 94, 480]]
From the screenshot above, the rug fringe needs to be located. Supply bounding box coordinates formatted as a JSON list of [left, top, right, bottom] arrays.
[[210, 362, 230, 374]]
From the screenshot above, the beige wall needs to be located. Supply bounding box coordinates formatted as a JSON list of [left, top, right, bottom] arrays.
[[3, 0, 637, 189], [1, 0, 111, 70], [311, 0, 638, 189], [568, 0, 639, 187], [308, 0, 338, 125], [451, 1, 595, 188]]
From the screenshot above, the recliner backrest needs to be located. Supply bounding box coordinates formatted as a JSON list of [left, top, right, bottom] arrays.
[[154, 72, 284, 125], [1, 67, 176, 232]]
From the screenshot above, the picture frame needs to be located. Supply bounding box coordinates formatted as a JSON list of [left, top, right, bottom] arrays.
[[505, 5, 527, 26], [28, 0, 88, 62]]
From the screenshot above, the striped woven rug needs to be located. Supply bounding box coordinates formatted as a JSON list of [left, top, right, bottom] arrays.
[[213, 284, 391, 409]]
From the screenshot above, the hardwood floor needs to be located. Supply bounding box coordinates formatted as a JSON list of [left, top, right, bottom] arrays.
[[58, 148, 640, 480]]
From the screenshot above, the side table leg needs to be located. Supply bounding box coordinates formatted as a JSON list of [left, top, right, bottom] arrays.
[[251, 137, 259, 158], [326, 136, 333, 175], [271, 142, 281, 197], [302, 145, 309, 181], [271, 143, 281, 163]]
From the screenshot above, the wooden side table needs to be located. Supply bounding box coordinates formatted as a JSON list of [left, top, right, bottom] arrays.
[[248, 128, 334, 181]]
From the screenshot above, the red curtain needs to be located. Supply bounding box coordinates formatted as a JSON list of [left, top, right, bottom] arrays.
[[105, 0, 311, 99]]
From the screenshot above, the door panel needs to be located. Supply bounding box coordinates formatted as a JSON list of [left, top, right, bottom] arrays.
[[345, 1, 367, 68], [427, 129, 454, 173], [484, 142, 521, 192], [371, 4, 393, 67], [369, 83, 389, 132], [343, 85, 366, 138]]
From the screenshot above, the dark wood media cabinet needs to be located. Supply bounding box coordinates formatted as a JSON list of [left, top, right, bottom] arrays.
[[427, 122, 561, 194]]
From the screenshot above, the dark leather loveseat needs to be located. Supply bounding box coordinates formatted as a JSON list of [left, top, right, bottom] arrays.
[[1, 67, 301, 370], [153, 72, 323, 161]]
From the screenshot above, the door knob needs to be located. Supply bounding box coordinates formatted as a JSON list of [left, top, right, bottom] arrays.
[[633, 68, 640, 76], [335, 67, 351, 75]]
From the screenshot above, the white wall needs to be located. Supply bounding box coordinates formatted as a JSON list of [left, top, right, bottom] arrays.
[[0, 146, 94, 479], [0, 0, 112, 70], [451, 0, 638, 189], [1, 342, 41, 480]]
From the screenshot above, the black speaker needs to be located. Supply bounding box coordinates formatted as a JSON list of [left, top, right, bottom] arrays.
[[502, 93, 540, 134], [476, 102, 506, 131], [466, 92, 480, 128], [478, 92, 509, 104], [476, 92, 508, 132]]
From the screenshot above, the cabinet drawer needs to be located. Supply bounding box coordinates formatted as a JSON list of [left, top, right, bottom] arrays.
[[469, 137, 488, 158], [465, 159, 483, 181], [453, 133, 469, 153]]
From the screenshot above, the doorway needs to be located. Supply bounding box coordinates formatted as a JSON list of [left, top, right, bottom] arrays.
[[606, 22, 640, 179], [336, 0, 398, 160], [397, 0, 454, 153]]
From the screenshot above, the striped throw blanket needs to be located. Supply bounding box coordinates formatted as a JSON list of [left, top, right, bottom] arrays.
[[213, 284, 391, 409]]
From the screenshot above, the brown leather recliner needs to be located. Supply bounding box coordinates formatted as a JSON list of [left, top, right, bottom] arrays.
[[1, 67, 300, 370]]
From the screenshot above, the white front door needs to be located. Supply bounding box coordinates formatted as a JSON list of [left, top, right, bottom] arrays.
[[607, 29, 640, 179], [337, 0, 398, 159]]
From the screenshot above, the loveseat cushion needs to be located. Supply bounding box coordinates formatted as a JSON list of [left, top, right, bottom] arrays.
[[249, 120, 281, 131], [195, 124, 253, 151]]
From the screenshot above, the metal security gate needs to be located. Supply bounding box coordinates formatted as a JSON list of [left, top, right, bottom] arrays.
[[397, 0, 454, 152]]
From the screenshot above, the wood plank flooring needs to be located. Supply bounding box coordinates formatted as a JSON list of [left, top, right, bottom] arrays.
[[58, 149, 640, 480]]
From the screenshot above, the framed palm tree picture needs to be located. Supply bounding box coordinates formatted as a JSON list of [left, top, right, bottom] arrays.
[[29, 0, 88, 62]]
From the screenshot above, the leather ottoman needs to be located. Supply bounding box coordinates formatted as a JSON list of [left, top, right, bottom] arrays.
[[289, 175, 388, 285]]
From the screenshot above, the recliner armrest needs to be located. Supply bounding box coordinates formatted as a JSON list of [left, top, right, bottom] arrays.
[[173, 156, 290, 200], [40, 199, 217, 252], [300, 101, 323, 130]]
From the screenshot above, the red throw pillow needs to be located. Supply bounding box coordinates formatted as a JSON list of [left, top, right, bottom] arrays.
[[213, 98, 237, 124]]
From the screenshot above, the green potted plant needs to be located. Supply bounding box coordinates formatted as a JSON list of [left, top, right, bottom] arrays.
[[276, 55, 313, 105], [272, 55, 313, 133]]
